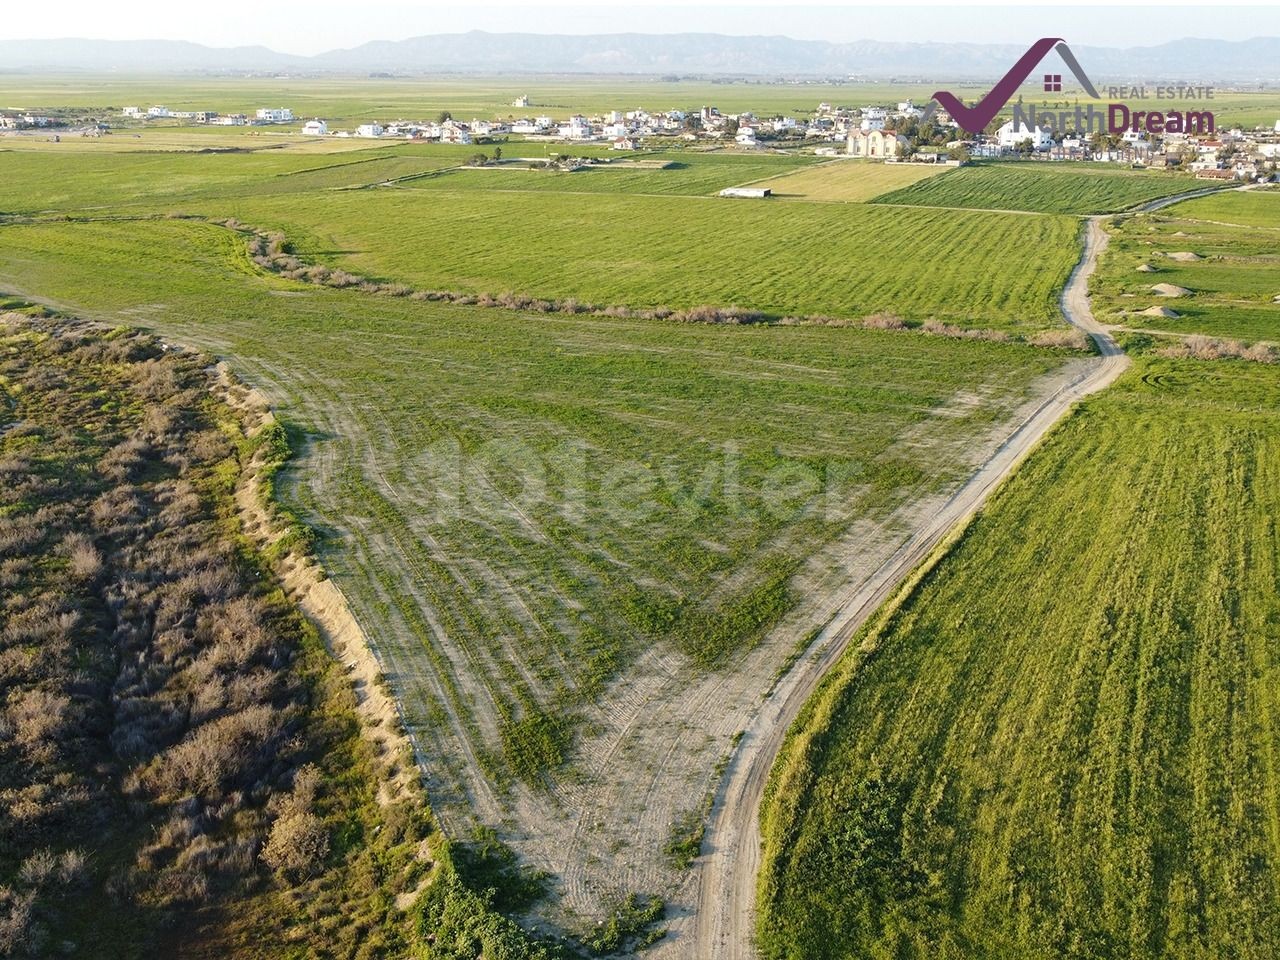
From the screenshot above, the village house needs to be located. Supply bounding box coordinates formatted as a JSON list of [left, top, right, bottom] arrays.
[[302, 119, 328, 136], [356, 122, 384, 138], [997, 120, 1052, 150], [255, 108, 294, 123], [512, 95, 530, 108]]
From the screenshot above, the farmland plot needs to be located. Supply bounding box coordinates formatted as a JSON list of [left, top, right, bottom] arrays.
[[0, 215, 1079, 926], [751, 159, 949, 202], [874, 161, 1205, 214], [759, 357, 1280, 960], [181, 188, 1080, 333]]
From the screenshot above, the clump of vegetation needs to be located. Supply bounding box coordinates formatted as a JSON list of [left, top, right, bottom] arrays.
[[663, 810, 707, 870], [580, 894, 666, 955]]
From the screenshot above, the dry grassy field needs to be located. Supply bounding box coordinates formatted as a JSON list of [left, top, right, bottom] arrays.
[[752, 159, 950, 202]]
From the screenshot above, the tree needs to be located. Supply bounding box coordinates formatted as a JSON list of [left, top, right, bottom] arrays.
[[436, 110, 452, 124], [492, 146, 502, 162]]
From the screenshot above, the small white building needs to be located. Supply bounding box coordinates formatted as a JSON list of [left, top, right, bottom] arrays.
[[611, 136, 637, 151], [512, 95, 530, 108], [720, 187, 772, 199], [255, 108, 294, 123], [122, 106, 143, 118], [997, 120, 1052, 150], [302, 119, 328, 136], [356, 123, 384, 138], [147, 105, 171, 118]]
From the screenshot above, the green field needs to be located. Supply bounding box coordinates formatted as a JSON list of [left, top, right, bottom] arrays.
[[759, 356, 1280, 960], [875, 162, 1208, 214], [180, 188, 1079, 330], [0, 214, 1070, 790], [1093, 191, 1280, 342], [1167, 188, 1280, 229], [0, 140, 1084, 333]]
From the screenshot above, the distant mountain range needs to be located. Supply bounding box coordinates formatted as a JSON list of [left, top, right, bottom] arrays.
[[1, 32, 1278, 82]]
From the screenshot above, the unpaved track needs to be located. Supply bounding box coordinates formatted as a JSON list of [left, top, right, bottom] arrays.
[[682, 215, 1128, 958]]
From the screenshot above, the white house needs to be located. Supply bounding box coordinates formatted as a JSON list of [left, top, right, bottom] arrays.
[[302, 119, 328, 136], [356, 123, 384, 138], [601, 122, 629, 138], [122, 106, 143, 118], [558, 116, 592, 140], [611, 136, 637, 151], [440, 122, 472, 144], [147, 105, 171, 118], [997, 120, 1052, 150], [212, 114, 247, 126], [512, 95, 530, 108], [735, 126, 760, 147], [511, 120, 542, 134], [860, 107, 887, 132], [255, 108, 294, 123]]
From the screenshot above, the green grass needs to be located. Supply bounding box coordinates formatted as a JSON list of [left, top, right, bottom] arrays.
[[874, 162, 1207, 215], [0, 215, 1068, 786], [1093, 194, 1280, 342], [178, 187, 1079, 331], [0, 142, 472, 214], [1163, 188, 1280, 229], [758, 356, 1280, 960]]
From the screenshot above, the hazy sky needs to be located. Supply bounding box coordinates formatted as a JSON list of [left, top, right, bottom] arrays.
[[5, 2, 1279, 55]]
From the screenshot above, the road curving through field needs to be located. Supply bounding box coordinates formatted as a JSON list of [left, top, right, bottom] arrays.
[[681, 213, 1129, 958]]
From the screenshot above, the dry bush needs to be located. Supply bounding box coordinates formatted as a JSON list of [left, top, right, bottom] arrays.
[[1157, 334, 1277, 363], [261, 765, 328, 880], [1028, 328, 1091, 350], [7, 689, 71, 762], [862, 312, 908, 330], [671, 304, 766, 325], [64, 533, 104, 580], [18, 849, 58, 888], [0, 887, 37, 956], [921, 319, 1011, 342], [146, 705, 279, 799]]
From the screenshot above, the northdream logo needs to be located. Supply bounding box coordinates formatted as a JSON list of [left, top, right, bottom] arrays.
[[926, 37, 1215, 137]]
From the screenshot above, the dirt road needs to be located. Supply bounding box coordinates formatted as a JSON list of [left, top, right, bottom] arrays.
[[681, 215, 1128, 958]]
